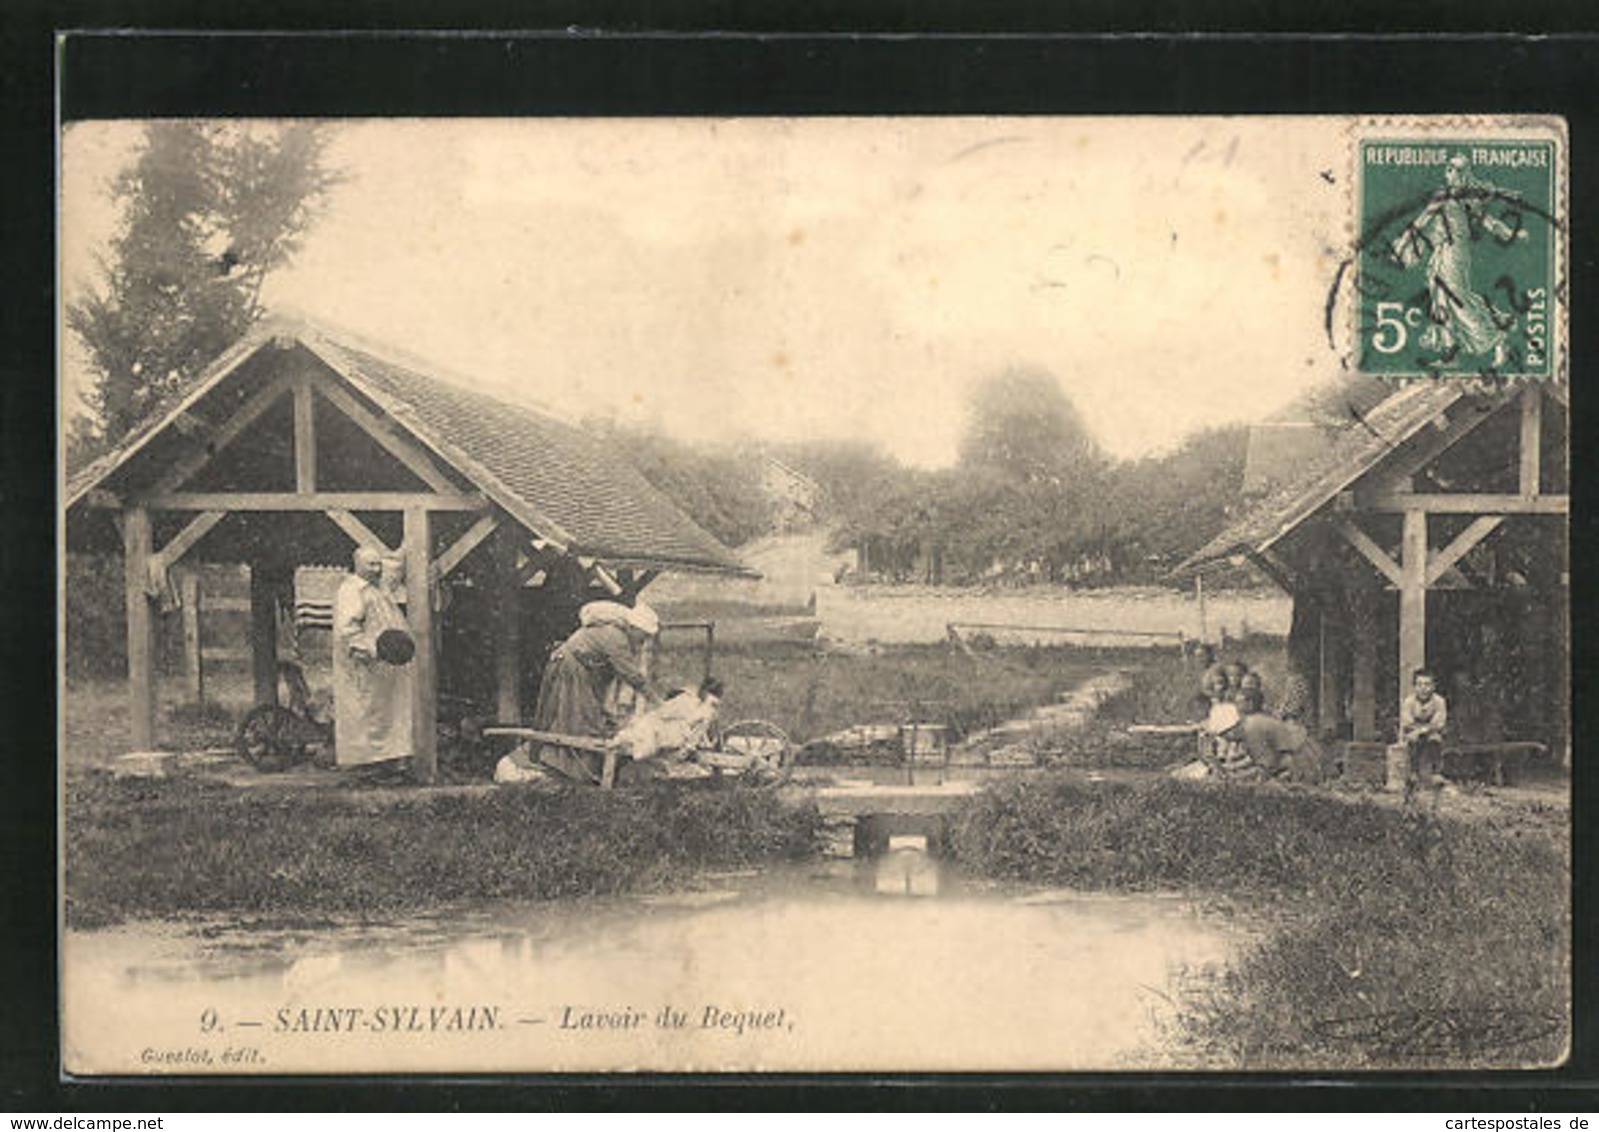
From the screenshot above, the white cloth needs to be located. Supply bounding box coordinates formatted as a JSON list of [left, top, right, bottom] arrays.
[[332, 573, 414, 767], [613, 691, 718, 761], [578, 600, 633, 629], [494, 746, 549, 784], [626, 602, 660, 636]]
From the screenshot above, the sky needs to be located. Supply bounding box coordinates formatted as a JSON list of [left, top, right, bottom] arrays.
[[60, 117, 1359, 466]]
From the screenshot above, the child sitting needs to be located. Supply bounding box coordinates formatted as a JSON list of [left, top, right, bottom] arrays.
[[1399, 667, 1449, 788]]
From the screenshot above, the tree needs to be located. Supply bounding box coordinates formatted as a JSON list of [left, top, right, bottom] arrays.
[[588, 420, 775, 548], [1101, 424, 1250, 578], [958, 368, 1102, 485], [774, 439, 906, 529], [66, 121, 341, 449]]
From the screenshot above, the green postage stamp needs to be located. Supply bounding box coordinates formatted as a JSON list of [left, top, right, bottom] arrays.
[[1353, 119, 1566, 382]]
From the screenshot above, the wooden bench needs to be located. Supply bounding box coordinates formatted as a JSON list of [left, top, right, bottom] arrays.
[[1339, 740, 1548, 787], [1440, 741, 1548, 787]]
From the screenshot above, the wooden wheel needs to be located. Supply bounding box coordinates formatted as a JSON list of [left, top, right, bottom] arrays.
[[236, 704, 310, 772], [718, 719, 795, 780]]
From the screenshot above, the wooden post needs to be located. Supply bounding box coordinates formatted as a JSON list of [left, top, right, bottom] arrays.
[[123, 506, 157, 750], [293, 379, 317, 493], [1399, 509, 1428, 707], [703, 622, 715, 683], [493, 525, 521, 724], [1351, 589, 1377, 742], [1317, 608, 1339, 737], [1195, 574, 1207, 645], [181, 570, 205, 706], [249, 563, 279, 708], [405, 506, 437, 783], [1519, 384, 1542, 495]]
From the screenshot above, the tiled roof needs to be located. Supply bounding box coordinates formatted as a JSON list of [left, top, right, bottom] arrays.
[[66, 318, 750, 575], [1178, 380, 1470, 573]]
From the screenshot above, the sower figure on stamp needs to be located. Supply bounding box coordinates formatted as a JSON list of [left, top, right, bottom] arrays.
[[1399, 667, 1449, 793], [1390, 154, 1528, 369]]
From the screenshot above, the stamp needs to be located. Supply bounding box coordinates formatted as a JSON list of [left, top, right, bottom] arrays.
[[1343, 118, 1566, 383]]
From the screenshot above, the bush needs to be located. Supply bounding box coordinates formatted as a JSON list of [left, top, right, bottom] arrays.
[[64, 554, 127, 680]]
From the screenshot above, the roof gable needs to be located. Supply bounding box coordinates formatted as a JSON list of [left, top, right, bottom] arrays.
[[66, 318, 748, 575], [1180, 380, 1474, 572]]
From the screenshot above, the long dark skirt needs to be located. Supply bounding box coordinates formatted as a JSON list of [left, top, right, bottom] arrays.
[[531, 648, 611, 780]]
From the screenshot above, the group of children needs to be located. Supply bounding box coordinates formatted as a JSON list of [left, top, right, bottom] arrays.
[[1187, 657, 1327, 784], [1185, 654, 1452, 791]]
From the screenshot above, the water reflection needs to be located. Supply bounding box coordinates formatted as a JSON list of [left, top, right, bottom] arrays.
[[867, 839, 942, 897], [64, 861, 1239, 1074]]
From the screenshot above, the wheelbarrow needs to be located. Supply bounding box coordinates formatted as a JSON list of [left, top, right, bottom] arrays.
[[482, 720, 795, 789], [235, 659, 488, 773]]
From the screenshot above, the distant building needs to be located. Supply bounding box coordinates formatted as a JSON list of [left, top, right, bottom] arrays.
[[759, 455, 820, 532]]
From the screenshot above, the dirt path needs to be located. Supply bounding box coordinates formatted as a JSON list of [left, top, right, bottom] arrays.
[[956, 670, 1131, 766]]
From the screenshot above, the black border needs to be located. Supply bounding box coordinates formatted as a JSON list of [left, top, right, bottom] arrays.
[[7, 14, 1597, 1113]]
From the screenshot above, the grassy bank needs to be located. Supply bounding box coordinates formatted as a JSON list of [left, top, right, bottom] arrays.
[[947, 775, 1570, 1068], [64, 774, 822, 929]]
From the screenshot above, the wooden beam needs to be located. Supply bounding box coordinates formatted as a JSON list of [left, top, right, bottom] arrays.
[[145, 373, 295, 497], [293, 379, 317, 493], [517, 541, 564, 586], [180, 570, 205, 707], [249, 565, 280, 708], [1364, 398, 1500, 496], [1520, 384, 1542, 495], [432, 513, 499, 582], [1336, 520, 1403, 587], [123, 507, 156, 750], [1399, 510, 1428, 707], [311, 377, 457, 493], [591, 563, 625, 597], [631, 568, 661, 594], [151, 510, 226, 574], [1246, 550, 1297, 595], [1425, 516, 1503, 587], [493, 524, 522, 724], [405, 506, 438, 783], [324, 509, 391, 554], [1364, 493, 1567, 515], [146, 491, 486, 512]]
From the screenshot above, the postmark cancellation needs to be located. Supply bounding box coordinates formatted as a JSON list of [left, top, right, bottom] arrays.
[[1345, 117, 1566, 386]]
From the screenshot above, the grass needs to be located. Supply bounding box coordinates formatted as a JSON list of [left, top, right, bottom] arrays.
[[64, 772, 823, 929], [946, 775, 1570, 1069], [64, 639, 1141, 767], [652, 638, 1162, 745]]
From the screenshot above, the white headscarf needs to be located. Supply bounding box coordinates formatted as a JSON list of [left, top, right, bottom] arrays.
[[625, 602, 660, 637], [578, 600, 633, 629]]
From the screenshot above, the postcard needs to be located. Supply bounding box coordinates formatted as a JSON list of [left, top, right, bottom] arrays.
[[59, 113, 1570, 1075]]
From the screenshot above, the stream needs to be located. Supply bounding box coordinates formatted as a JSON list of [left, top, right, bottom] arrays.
[[64, 855, 1248, 1074]]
